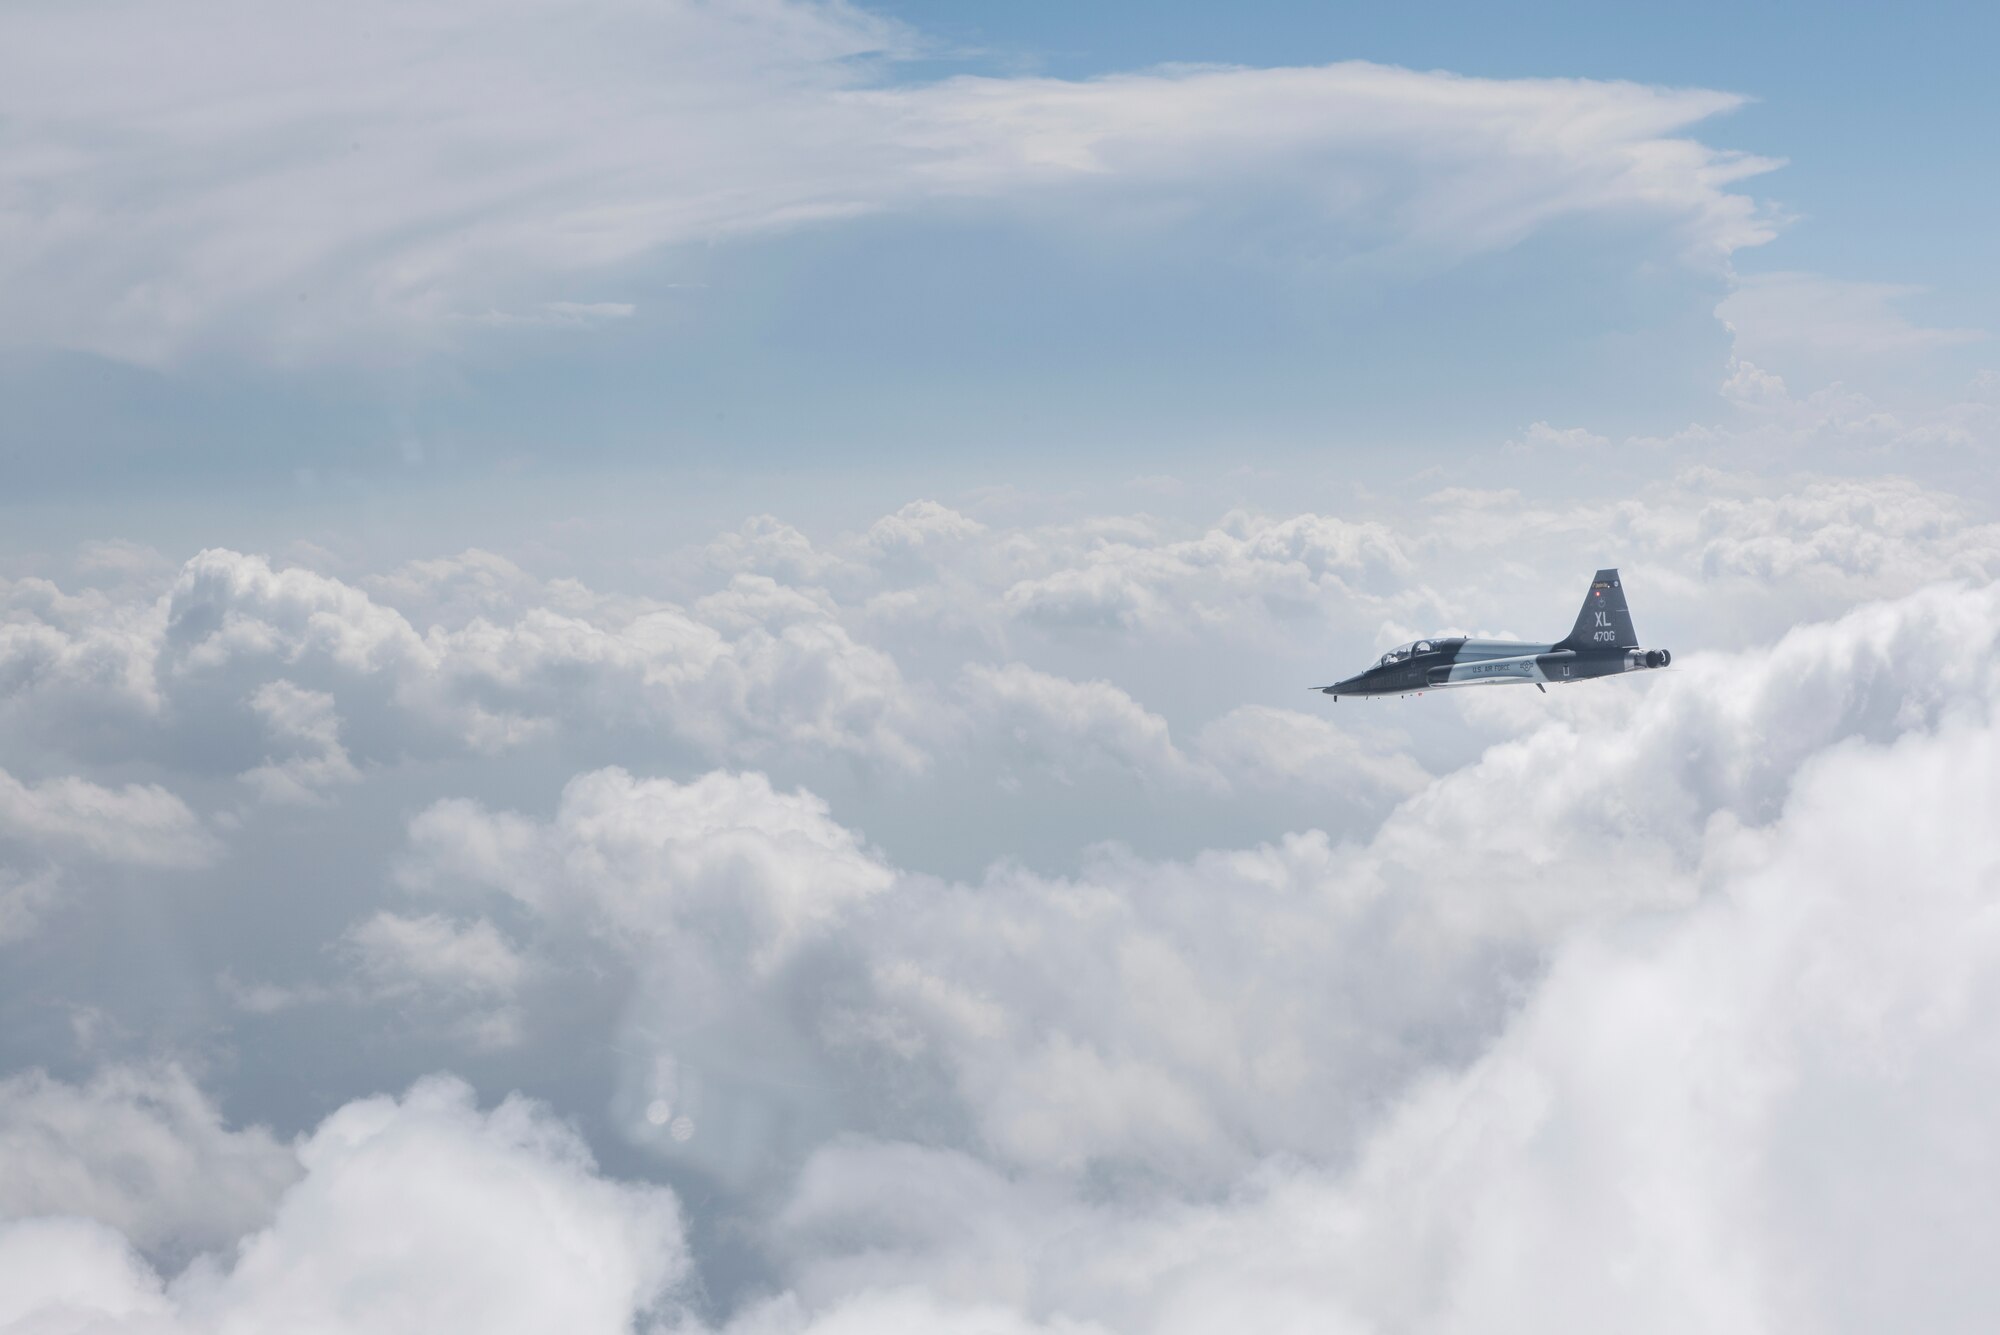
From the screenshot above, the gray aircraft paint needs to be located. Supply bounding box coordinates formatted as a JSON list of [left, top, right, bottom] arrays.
[[1316, 569, 1671, 699]]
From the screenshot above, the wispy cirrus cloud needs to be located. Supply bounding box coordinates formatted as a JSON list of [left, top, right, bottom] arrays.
[[0, 0, 1780, 365]]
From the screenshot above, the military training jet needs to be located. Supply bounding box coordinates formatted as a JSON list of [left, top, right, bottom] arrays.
[[1316, 568, 1671, 699]]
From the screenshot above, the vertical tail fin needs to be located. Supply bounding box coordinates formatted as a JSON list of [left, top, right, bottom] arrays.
[[1559, 569, 1637, 649]]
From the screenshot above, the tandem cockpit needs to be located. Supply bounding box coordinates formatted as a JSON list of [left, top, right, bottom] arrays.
[[1376, 638, 1451, 666]]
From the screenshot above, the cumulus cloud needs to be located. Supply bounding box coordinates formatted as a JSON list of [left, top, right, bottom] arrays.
[[361, 549, 566, 629], [0, 768, 214, 868], [12, 473, 1990, 798], [1687, 472, 2000, 584], [750, 689, 2000, 1334], [0, 0, 1780, 363], [0, 867, 62, 944], [862, 500, 989, 559], [689, 517, 868, 593], [373, 574, 2000, 1204], [156, 547, 933, 769], [343, 911, 530, 998], [0, 1065, 297, 1264], [959, 662, 1216, 789], [239, 681, 360, 806], [8, 518, 2000, 1329], [0, 1076, 689, 1333], [1, 473, 1993, 903], [0, 576, 164, 748], [398, 778, 1412, 1182], [1193, 704, 1429, 804], [0, 1217, 173, 1331], [337, 912, 533, 1049], [403, 767, 893, 977], [998, 510, 1418, 634], [1416, 470, 2000, 649]]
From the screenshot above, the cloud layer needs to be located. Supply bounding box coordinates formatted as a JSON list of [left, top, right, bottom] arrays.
[[4, 467, 2000, 1330]]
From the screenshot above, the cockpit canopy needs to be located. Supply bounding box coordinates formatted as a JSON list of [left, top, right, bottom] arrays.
[[1378, 639, 1440, 666]]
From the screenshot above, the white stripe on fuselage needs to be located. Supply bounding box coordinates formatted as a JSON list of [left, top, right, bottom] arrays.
[[1433, 651, 1554, 687], [1364, 650, 1559, 697]]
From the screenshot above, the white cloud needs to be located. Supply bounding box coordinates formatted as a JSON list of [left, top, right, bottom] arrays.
[[0, 1065, 298, 1263], [0, 1076, 690, 1334], [239, 680, 359, 806], [1291, 721, 2000, 1333], [0, 768, 215, 868], [1722, 365, 1998, 454], [690, 516, 866, 593], [0, 0, 1780, 363], [404, 767, 893, 977], [2, 8, 1996, 1321], [3, 476, 1995, 848], [863, 501, 988, 559], [0, 1217, 172, 1331], [8, 519, 2000, 1328], [1510, 420, 1609, 451], [382, 574, 2000, 1201], [959, 662, 1216, 789], [1688, 473, 2000, 584], [1719, 271, 1986, 373], [739, 640, 2000, 1332], [339, 912, 532, 1049], [999, 511, 1417, 634], [1719, 354, 1792, 410], [361, 549, 558, 627], [731, 1285, 1113, 1335], [0, 867, 62, 944], [157, 547, 934, 769], [164, 548, 433, 678], [1415, 470, 2000, 647], [1194, 704, 1429, 803], [344, 911, 529, 998], [0, 576, 165, 737]]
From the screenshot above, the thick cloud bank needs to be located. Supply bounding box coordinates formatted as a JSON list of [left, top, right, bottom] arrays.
[[3, 482, 2000, 1331], [0, 1077, 687, 1334], [741, 704, 2000, 1334], [385, 578, 2000, 1196]]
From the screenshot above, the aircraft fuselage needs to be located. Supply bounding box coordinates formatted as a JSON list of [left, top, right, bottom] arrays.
[[1316, 568, 1671, 699], [1321, 637, 1670, 698]]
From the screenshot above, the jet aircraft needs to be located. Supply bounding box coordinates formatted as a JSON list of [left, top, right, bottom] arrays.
[[1316, 568, 1670, 699]]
